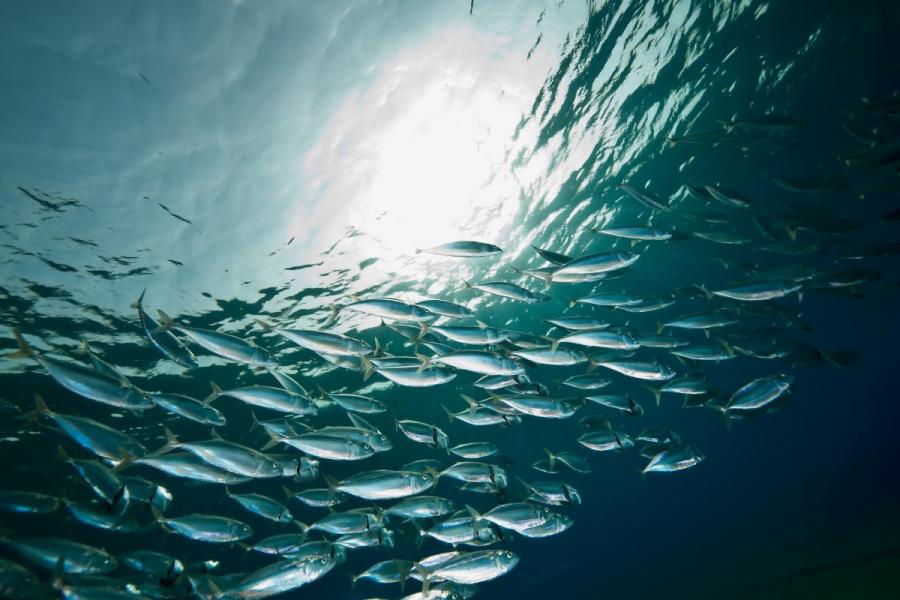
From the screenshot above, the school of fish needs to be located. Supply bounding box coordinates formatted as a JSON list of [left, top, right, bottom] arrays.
[[2, 90, 900, 600]]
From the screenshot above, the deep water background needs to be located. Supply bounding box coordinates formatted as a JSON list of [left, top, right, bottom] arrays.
[[2, 1, 900, 598]]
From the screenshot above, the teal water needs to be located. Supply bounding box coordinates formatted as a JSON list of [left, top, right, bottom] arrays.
[[2, 1, 900, 598]]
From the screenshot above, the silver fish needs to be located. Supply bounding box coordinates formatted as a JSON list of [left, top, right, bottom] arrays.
[[156, 311, 277, 367], [3, 537, 117, 574], [341, 298, 432, 322], [336, 470, 435, 500], [132, 290, 198, 369], [419, 241, 502, 257], [156, 511, 253, 543], [464, 281, 547, 303]]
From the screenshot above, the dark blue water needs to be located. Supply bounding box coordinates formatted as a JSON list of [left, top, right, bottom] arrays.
[[2, 1, 900, 598]]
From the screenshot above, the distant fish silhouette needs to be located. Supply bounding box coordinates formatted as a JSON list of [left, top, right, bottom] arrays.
[[157, 203, 193, 225], [139, 72, 152, 86]]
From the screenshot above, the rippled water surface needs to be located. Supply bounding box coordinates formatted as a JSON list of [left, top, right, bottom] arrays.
[[2, 1, 900, 598]]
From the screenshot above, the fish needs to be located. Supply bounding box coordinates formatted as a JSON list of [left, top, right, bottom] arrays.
[[475, 502, 554, 532], [429, 351, 523, 376], [320, 389, 386, 414], [155, 428, 282, 478], [340, 298, 433, 322], [512, 346, 587, 366], [376, 365, 458, 387], [10, 330, 152, 411], [619, 183, 672, 212], [23, 396, 146, 464], [578, 430, 634, 452], [545, 316, 610, 331], [517, 478, 582, 506], [258, 320, 373, 356], [643, 446, 705, 474], [418, 241, 502, 257], [149, 390, 227, 426], [530, 244, 573, 265], [353, 559, 415, 586], [155, 510, 253, 543], [2, 538, 117, 574], [417, 549, 519, 585], [209, 382, 317, 415], [125, 452, 253, 485], [710, 281, 802, 301], [226, 555, 338, 598], [586, 394, 643, 416], [725, 374, 793, 413], [155, 311, 278, 367], [551, 251, 641, 279], [464, 280, 547, 303], [592, 360, 677, 381], [226, 489, 294, 523], [591, 226, 674, 241], [397, 420, 450, 450], [450, 442, 499, 459], [495, 395, 581, 419], [335, 469, 436, 500], [384, 495, 456, 519], [416, 299, 475, 319], [429, 324, 509, 345], [0, 491, 60, 514], [132, 290, 198, 369], [562, 374, 612, 390], [555, 330, 640, 350]]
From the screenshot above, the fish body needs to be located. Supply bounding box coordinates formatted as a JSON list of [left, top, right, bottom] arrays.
[[336, 469, 435, 500], [343, 298, 432, 322], [420, 241, 502, 257]]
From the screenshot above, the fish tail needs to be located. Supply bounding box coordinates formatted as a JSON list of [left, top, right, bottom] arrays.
[[550, 338, 560, 352], [149, 427, 179, 457], [260, 429, 281, 451], [655, 321, 664, 335], [360, 354, 374, 381], [643, 385, 662, 406], [249, 410, 260, 430], [16, 394, 49, 430], [417, 321, 429, 341], [254, 318, 274, 331], [463, 279, 473, 289], [8, 328, 34, 358], [55, 444, 70, 463], [693, 283, 713, 300], [414, 353, 431, 372], [440, 404, 455, 423], [543, 447, 556, 470], [372, 337, 382, 357], [130, 288, 146, 310], [113, 450, 137, 473], [204, 381, 223, 404], [153, 309, 175, 334]]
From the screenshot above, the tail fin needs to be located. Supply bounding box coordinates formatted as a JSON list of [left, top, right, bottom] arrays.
[[460, 394, 479, 412], [643, 385, 662, 406], [360, 355, 374, 381], [154, 310, 175, 334], [113, 450, 137, 473], [693, 284, 713, 300], [543, 447, 556, 470], [254, 318, 274, 331], [440, 404, 455, 423], [9, 328, 34, 359], [130, 289, 146, 310], [204, 381, 223, 404], [149, 427, 179, 457], [18, 394, 51, 428], [415, 353, 431, 372], [463, 279, 474, 290]]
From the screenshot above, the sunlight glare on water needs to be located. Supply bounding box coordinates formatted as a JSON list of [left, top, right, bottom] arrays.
[[299, 25, 554, 282]]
